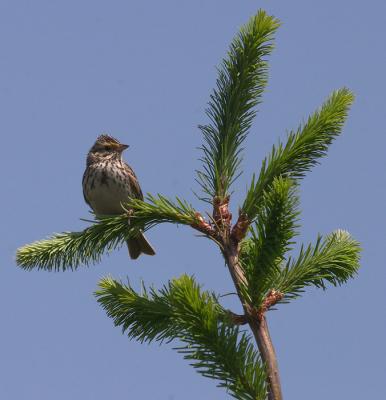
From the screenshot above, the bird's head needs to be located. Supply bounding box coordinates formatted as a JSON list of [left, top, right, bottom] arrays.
[[87, 134, 129, 164]]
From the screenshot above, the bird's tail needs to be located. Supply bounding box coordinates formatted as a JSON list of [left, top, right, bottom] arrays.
[[126, 231, 156, 260]]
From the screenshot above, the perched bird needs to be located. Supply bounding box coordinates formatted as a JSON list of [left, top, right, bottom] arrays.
[[82, 134, 155, 259]]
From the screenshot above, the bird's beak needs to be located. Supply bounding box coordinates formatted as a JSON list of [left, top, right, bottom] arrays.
[[119, 144, 129, 151]]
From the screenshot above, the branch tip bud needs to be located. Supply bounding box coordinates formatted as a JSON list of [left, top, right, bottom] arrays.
[[213, 195, 232, 229]]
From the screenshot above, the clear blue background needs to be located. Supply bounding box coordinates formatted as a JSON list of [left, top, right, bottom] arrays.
[[1, 1, 385, 399]]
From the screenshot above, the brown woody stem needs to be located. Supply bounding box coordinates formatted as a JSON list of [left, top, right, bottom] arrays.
[[195, 194, 283, 399], [224, 241, 283, 400], [249, 317, 282, 400], [227, 310, 248, 325]]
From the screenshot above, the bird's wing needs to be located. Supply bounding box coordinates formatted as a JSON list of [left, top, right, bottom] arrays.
[[124, 162, 144, 200], [82, 167, 92, 208]]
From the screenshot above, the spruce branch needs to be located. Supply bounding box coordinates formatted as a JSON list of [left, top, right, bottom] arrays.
[[16, 195, 201, 271], [125, 194, 199, 232], [275, 230, 361, 301], [96, 275, 267, 400], [239, 177, 300, 306], [16, 214, 129, 271], [197, 10, 280, 201], [127, 194, 219, 240], [243, 88, 355, 220]]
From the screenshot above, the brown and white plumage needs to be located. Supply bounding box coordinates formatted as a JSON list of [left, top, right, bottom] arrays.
[[82, 134, 155, 259]]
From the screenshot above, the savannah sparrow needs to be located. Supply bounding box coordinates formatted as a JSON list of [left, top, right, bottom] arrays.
[[82, 134, 155, 259]]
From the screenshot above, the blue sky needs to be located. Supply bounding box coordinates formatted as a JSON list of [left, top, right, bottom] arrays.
[[1, 1, 385, 399]]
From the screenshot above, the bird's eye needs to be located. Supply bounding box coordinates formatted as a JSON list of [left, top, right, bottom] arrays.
[[104, 145, 111, 151]]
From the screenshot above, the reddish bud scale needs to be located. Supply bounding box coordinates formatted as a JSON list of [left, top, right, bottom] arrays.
[[258, 289, 284, 320], [191, 212, 216, 236], [213, 196, 232, 229], [231, 213, 250, 242]]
